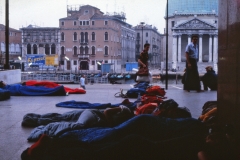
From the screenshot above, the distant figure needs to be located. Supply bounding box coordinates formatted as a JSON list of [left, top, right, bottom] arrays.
[[80, 75, 86, 90], [90, 74, 94, 85], [184, 35, 202, 92], [201, 66, 217, 91]]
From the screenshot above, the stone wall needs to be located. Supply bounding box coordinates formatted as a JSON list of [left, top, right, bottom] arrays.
[[0, 69, 21, 84]]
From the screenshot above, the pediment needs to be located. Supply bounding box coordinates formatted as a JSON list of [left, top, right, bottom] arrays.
[[175, 18, 216, 29]]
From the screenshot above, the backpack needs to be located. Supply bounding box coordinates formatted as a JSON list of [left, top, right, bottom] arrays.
[[141, 94, 164, 105], [146, 85, 166, 97]]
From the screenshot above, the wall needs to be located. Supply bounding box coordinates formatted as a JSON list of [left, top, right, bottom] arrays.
[[0, 69, 21, 84], [218, 0, 240, 133]]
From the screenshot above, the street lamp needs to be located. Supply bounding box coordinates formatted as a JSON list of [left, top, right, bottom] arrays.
[[140, 22, 145, 50]]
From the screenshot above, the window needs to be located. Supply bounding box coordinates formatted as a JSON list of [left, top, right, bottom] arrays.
[[73, 46, 77, 55], [146, 32, 148, 37], [73, 32, 77, 41], [80, 46, 84, 54], [84, 10, 89, 14], [73, 21, 77, 26], [92, 21, 95, 25], [171, 21, 175, 27], [27, 44, 31, 54], [15, 33, 17, 36], [74, 60, 77, 65], [83, 21, 85, 25], [104, 46, 108, 55], [85, 46, 89, 54], [104, 20, 108, 25], [80, 21, 82, 25], [92, 60, 95, 65], [80, 32, 84, 42], [104, 32, 108, 41], [45, 44, 50, 55], [51, 44, 56, 54], [86, 21, 89, 25], [61, 21, 64, 26], [61, 32, 64, 41], [85, 32, 88, 43], [61, 46, 65, 55], [105, 60, 108, 63], [91, 32, 95, 41], [92, 46, 95, 55]]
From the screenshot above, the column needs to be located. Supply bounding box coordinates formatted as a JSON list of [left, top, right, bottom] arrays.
[[31, 44, 33, 54], [188, 34, 191, 44], [178, 35, 182, 62], [208, 34, 213, 62], [50, 44, 52, 55], [172, 35, 177, 69], [37, 45, 39, 54], [213, 34, 218, 72], [198, 34, 203, 62]]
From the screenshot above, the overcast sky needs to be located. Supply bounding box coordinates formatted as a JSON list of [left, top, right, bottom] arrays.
[[0, 0, 167, 33]]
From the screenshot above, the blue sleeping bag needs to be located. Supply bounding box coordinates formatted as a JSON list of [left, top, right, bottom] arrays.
[[3, 84, 66, 96]]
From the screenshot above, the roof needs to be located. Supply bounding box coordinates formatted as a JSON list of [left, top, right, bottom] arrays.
[[166, 0, 218, 16], [0, 24, 21, 32]]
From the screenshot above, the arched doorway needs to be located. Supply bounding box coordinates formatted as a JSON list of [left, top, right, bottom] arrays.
[[80, 61, 89, 70]]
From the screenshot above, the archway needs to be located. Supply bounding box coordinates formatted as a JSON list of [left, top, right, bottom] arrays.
[[80, 61, 89, 70]]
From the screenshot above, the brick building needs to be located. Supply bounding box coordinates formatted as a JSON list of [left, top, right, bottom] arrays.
[[59, 5, 135, 73], [0, 24, 22, 65]]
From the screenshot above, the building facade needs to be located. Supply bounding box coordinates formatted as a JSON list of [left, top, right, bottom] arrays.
[[59, 5, 135, 73], [20, 25, 60, 67], [0, 24, 22, 65], [134, 24, 162, 69], [165, 0, 218, 71]]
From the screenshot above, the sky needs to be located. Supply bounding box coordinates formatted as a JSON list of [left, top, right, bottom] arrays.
[[0, 0, 167, 33]]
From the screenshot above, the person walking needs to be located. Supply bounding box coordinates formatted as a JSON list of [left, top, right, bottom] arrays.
[[184, 35, 202, 92], [80, 75, 86, 90]]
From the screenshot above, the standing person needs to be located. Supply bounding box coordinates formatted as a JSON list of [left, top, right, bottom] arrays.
[[80, 75, 86, 90], [201, 66, 217, 91], [137, 43, 150, 82], [184, 35, 202, 92], [138, 43, 150, 69]]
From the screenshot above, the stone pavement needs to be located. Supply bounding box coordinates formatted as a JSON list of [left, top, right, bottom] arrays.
[[0, 83, 217, 160]]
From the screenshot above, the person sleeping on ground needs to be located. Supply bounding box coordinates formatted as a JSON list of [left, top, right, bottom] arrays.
[[0, 81, 67, 96], [24, 105, 135, 141]]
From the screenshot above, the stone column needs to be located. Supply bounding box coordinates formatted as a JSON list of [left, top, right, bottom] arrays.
[[31, 44, 33, 54], [198, 34, 203, 62], [208, 34, 213, 62], [213, 34, 218, 63], [50, 44, 52, 55], [178, 34, 182, 62], [172, 35, 177, 69], [188, 34, 191, 44], [213, 34, 218, 72]]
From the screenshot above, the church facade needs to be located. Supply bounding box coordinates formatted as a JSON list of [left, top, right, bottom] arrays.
[[165, 0, 218, 72]]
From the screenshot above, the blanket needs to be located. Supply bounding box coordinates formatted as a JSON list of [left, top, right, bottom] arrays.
[[55, 99, 138, 110], [25, 80, 86, 94], [22, 115, 207, 160], [3, 84, 66, 96]]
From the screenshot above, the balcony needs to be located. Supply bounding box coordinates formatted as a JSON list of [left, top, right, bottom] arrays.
[[78, 54, 89, 59]]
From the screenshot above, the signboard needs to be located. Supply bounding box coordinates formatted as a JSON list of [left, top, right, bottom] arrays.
[[45, 55, 58, 66], [26, 54, 45, 66]]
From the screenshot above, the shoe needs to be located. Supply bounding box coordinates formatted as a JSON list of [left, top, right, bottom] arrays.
[[185, 90, 190, 92]]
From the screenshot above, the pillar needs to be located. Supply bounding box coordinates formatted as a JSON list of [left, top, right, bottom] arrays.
[[198, 34, 203, 62], [218, 0, 240, 135], [188, 34, 191, 44], [178, 35, 182, 62], [172, 35, 177, 69], [213, 34, 218, 72], [208, 34, 213, 62]]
